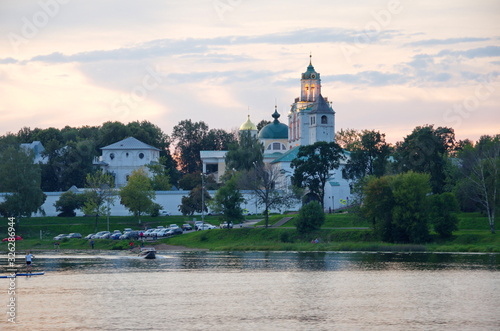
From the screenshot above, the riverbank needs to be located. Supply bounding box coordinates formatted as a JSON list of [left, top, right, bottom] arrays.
[[1, 212, 497, 253], [3, 228, 498, 253]]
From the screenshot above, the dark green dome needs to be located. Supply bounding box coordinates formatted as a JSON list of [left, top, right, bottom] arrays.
[[258, 108, 288, 139]]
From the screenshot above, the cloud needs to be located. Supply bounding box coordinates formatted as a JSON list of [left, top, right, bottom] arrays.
[[437, 46, 500, 58], [1, 27, 401, 65], [0, 57, 18, 64], [405, 37, 490, 47]]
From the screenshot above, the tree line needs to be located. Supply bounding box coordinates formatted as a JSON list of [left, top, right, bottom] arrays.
[[0, 120, 498, 240]]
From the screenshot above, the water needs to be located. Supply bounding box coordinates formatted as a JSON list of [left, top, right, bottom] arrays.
[[1, 251, 499, 330]]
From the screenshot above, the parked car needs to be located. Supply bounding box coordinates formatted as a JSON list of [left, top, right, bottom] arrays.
[[68, 233, 82, 239], [92, 231, 110, 239], [119, 231, 139, 240], [110, 231, 122, 240], [84, 233, 95, 240], [157, 228, 170, 237], [219, 222, 233, 229], [194, 221, 204, 230], [159, 210, 170, 216], [165, 228, 183, 236], [182, 224, 193, 231], [53, 234, 69, 240], [2, 235, 23, 242], [143, 229, 156, 237], [169, 224, 180, 230], [197, 224, 216, 231]]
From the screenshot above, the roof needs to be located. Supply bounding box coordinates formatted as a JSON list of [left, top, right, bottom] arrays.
[[239, 115, 257, 131], [258, 108, 288, 139], [270, 147, 299, 164], [310, 94, 335, 114], [101, 137, 161, 151]]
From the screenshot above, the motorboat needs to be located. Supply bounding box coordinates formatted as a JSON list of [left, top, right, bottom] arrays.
[[138, 247, 156, 259]]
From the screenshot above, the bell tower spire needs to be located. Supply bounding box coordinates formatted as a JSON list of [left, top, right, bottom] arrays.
[[300, 54, 321, 102]]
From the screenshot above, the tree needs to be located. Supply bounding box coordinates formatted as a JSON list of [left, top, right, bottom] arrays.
[[179, 186, 211, 216], [362, 172, 432, 243], [335, 128, 361, 151], [395, 125, 455, 193], [119, 168, 155, 223], [291, 141, 345, 208], [82, 170, 115, 232], [342, 130, 392, 181], [428, 192, 459, 238], [210, 174, 244, 224], [0, 146, 46, 223], [295, 201, 325, 234], [54, 191, 86, 217], [147, 159, 172, 191], [239, 163, 296, 228], [257, 120, 271, 131], [457, 135, 499, 233], [225, 131, 264, 172]]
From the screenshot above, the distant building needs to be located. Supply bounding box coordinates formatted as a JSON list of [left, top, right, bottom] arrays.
[[93, 137, 160, 187], [200, 58, 351, 211], [20, 141, 48, 164]]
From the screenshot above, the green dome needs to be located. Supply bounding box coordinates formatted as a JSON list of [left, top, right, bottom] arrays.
[[258, 108, 288, 139], [239, 115, 257, 131]]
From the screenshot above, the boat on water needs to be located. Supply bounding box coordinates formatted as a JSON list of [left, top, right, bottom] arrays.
[[138, 247, 156, 259]]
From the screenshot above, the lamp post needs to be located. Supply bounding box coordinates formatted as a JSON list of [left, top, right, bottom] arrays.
[[201, 172, 205, 225]]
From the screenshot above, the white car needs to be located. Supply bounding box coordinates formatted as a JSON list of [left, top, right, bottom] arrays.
[[169, 224, 180, 230], [197, 224, 217, 231], [159, 210, 170, 216]]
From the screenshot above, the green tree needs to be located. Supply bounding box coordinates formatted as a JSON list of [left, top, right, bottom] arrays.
[[362, 172, 432, 243], [428, 192, 459, 238], [179, 186, 211, 216], [54, 191, 86, 217], [239, 163, 296, 228], [335, 128, 361, 151], [0, 146, 46, 223], [147, 159, 172, 191], [291, 141, 345, 208], [119, 168, 155, 223], [395, 125, 455, 193], [457, 135, 499, 233], [225, 131, 264, 172], [210, 174, 244, 224], [82, 170, 115, 232], [295, 201, 325, 234], [343, 130, 392, 181], [172, 120, 210, 174]]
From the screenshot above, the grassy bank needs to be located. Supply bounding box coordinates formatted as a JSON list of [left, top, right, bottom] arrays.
[[0, 212, 498, 253]]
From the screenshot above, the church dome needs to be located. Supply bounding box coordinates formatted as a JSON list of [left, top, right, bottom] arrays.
[[239, 115, 257, 131], [258, 108, 288, 139]]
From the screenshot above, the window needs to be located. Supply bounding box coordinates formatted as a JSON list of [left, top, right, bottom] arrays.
[[311, 116, 315, 125], [109, 153, 115, 160], [272, 142, 281, 150], [321, 115, 328, 124], [139, 153, 144, 159]]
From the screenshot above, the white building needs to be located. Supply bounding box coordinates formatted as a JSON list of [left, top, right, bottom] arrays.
[[200, 58, 352, 211], [93, 137, 161, 187]]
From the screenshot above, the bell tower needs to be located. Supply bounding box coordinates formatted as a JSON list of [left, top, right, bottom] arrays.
[[300, 55, 321, 102]]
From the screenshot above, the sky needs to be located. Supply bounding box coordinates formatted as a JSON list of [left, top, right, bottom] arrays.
[[0, 0, 499, 144]]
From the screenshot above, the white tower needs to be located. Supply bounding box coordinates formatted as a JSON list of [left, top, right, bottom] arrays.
[[288, 56, 335, 147]]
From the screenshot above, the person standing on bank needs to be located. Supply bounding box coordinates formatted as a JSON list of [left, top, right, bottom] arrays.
[[25, 251, 34, 274]]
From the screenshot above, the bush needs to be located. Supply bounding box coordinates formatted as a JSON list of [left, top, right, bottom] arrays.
[[295, 201, 325, 234]]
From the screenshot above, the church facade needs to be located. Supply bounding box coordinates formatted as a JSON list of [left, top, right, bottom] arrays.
[[201, 58, 352, 211]]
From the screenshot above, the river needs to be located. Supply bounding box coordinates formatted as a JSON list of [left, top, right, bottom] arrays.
[[1, 251, 499, 330]]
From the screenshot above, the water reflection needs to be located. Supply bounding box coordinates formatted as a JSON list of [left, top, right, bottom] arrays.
[[4, 251, 497, 274]]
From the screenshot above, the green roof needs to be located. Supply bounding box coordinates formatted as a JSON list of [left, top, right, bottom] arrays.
[[271, 147, 299, 163]]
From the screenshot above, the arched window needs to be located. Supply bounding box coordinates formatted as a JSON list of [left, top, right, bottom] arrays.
[[321, 115, 328, 124], [139, 153, 144, 159], [109, 153, 115, 160]]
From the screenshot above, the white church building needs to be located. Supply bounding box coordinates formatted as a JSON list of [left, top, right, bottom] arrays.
[[201, 58, 352, 211], [93, 137, 161, 187]]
